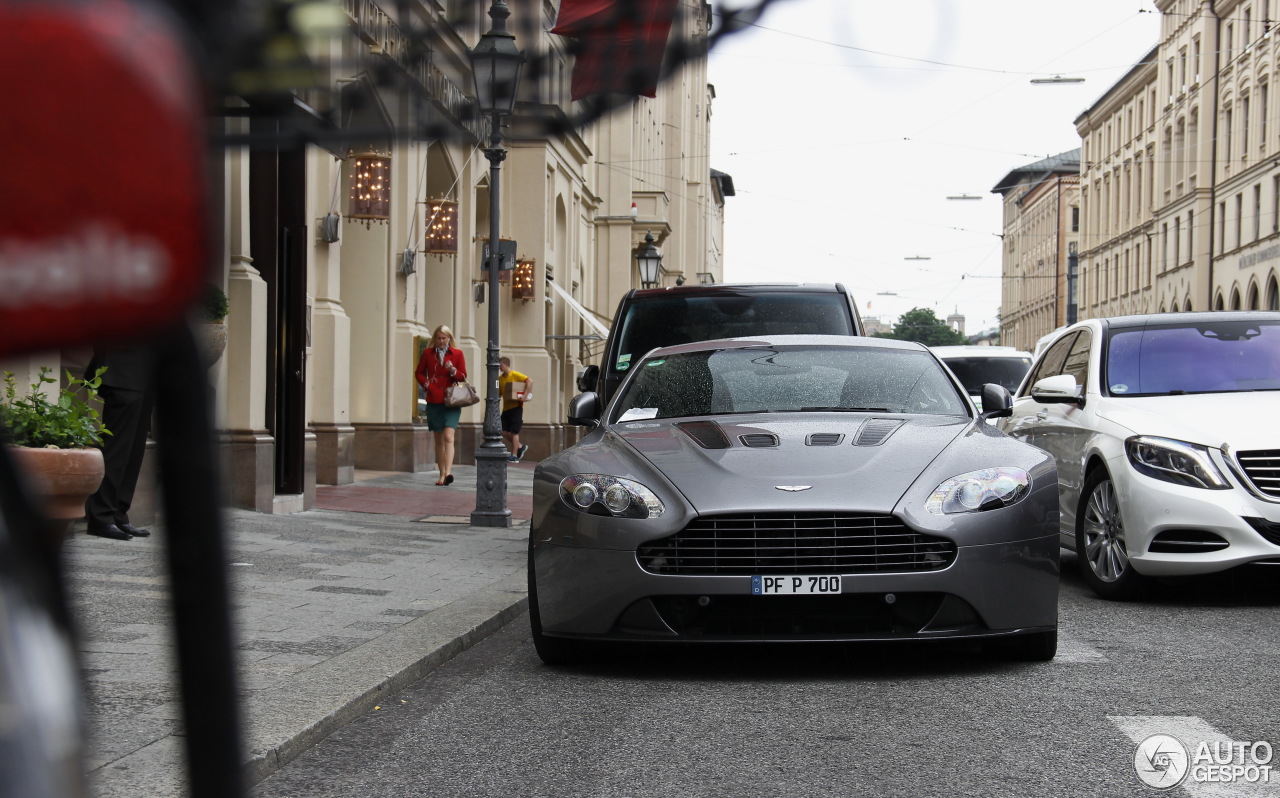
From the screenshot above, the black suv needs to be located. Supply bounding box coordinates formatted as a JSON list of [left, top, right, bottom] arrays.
[[578, 283, 865, 404]]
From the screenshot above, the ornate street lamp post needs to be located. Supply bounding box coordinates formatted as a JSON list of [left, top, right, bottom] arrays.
[[469, 0, 524, 527]]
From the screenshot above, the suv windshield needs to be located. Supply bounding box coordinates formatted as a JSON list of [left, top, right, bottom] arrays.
[[612, 345, 968, 421], [1106, 320, 1280, 396], [611, 293, 855, 375], [940, 356, 1032, 394]]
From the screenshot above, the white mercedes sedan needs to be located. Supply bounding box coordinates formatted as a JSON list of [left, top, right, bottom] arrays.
[[1000, 311, 1280, 600]]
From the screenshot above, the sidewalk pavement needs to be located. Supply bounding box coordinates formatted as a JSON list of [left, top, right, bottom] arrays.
[[63, 462, 538, 797]]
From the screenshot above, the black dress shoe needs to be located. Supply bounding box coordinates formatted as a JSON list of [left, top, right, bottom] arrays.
[[87, 524, 132, 541], [119, 523, 151, 538]]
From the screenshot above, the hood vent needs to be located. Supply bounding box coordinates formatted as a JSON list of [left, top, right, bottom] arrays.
[[677, 420, 732, 449], [854, 418, 904, 446], [806, 433, 845, 446], [739, 433, 779, 448]]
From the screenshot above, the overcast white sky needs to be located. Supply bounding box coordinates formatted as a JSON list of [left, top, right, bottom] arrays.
[[705, 0, 1162, 335]]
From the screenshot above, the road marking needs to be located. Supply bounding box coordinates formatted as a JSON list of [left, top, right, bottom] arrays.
[[1054, 634, 1107, 663], [1110, 716, 1280, 796]]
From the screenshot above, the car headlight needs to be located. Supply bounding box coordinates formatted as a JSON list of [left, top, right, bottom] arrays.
[[926, 467, 1030, 515], [559, 474, 665, 518], [1125, 436, 1231, 489]]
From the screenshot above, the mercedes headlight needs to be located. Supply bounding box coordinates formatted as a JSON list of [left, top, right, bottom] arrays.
[[926, 467, 1030, 515], [559, 474, 665, 518], [1126, 436, 1230, 489]]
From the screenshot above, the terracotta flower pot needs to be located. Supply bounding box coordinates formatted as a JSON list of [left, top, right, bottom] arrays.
[[8, 446, 105, 544]]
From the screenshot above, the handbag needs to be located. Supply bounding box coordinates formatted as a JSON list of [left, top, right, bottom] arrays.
[[444, 380, 480, 408]]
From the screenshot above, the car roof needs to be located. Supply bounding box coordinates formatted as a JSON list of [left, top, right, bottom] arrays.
[[625, 282, 850, 300], [1093, 310, 1280, 330], [930, 345, 1032, 358], [649, 333, 925, 356]]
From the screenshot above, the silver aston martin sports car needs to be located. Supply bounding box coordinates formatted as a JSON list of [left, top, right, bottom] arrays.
[[529, 335, 1060, 664]]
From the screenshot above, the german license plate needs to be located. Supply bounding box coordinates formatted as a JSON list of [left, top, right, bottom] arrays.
[[751, 575, 841, 595]]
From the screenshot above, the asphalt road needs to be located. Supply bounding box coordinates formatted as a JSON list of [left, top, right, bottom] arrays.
[[252, 554, 1280, 798]]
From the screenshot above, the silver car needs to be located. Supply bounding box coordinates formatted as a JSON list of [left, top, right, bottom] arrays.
[[1000, 311, 1280, 600], [529, 335, 1060, 664]]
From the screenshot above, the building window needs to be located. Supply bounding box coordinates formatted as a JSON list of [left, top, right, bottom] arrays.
[[1256, 183, 1264, 241], [1188, 210, 1193, 263], [1237, 193, 1244, 248], [1174, 218, 1182, 268], [1072, 206, 1080, 232], [1274, 175, 1280, 233], [1225, 109, 1233, 165], [1162, 222, 1169, 272], [1219, 201, 1227, 254], [1262, 84, 1270, 145]]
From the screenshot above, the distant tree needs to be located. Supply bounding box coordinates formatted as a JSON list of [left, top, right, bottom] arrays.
[[875, 307, 968, 346]]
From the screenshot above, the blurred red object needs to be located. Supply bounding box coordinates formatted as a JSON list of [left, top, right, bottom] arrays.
[[551, 0, 680, 100], [0, 0, 208, 358]]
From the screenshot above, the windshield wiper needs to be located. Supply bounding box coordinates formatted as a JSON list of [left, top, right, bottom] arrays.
[[799, 406, 891, 412]]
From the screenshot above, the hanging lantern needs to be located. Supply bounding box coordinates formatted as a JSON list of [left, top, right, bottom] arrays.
[[347, 150, 391, 227], [512, 258, 535, 301], [423, 198, 459, 254]]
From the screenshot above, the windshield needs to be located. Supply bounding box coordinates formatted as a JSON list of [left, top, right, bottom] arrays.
[[940, 356, 1032, 394], [1106, 320, 1280, 396], [612, 345, 968, 421], [610, 293, 854, 374]]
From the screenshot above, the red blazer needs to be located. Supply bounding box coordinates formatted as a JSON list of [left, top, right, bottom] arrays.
[[415, 346, 467, 405]]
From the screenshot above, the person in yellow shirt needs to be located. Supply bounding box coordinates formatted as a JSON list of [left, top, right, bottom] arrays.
[[498, 356, 533, 462]]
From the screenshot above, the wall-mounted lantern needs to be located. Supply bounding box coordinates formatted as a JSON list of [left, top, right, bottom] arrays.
[[422, 197, 459, 254], [636, 230, 662, 288], [347, 150, 391, 227], [512, 258, 535, 301]]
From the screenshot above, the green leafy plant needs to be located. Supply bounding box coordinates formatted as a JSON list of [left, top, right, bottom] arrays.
[[0, 367, 112, 448], [202, 283, 229, 322]]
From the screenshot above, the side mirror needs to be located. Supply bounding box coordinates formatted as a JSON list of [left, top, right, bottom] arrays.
[[576, 364, 599, 393], [567, 391, 603, 427], [1030, 374, 1084, 405], [978, 383, 1013, 419]]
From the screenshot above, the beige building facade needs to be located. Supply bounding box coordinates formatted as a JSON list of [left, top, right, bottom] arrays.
[[1073, 0, 1280, 325], [992, 151, 1082, 352], [4, 0, 728, 520]]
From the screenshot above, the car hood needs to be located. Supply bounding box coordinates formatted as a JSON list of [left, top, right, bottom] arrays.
[[610, 415, 968, 514], [1096, 392, 1280, 449]]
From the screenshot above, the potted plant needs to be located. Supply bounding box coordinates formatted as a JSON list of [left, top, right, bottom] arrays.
[[197, 283, 230, 367], [1, 366, 111, 543]]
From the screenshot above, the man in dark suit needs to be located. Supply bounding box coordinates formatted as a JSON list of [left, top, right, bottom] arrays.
[[84, 346, 156, 540]]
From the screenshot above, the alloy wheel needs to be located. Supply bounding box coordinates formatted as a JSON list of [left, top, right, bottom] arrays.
[[1081, 477, 1128, 583]]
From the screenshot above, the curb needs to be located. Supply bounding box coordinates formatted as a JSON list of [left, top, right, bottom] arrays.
[[241, 569, 529, 786]]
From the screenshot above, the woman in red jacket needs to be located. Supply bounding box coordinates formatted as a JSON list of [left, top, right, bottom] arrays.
[[415, 324, 467, 485]]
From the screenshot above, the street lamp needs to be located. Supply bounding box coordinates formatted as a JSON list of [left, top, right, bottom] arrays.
[[469, 0, 524, 528], [636, 231, 662, 288]]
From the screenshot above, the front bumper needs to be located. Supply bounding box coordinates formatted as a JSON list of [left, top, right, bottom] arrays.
[[532, 534, 1059, 642], [1117, 464, 1280, 576]]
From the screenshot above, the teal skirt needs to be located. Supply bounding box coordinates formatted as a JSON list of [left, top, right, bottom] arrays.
[[425, 402, 461, 431]]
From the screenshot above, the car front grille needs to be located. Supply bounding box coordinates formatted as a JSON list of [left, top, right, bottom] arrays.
[[1235, 449, 1280, 499], [636, 512, 956, 576]]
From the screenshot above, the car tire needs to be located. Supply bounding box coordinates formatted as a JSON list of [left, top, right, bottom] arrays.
[[987, 629, 1057, 662], [528, 544, 582, 666], [1076, 468, 1146, 601]]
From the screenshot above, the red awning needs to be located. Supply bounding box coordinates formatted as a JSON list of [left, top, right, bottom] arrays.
[[550, 0, 680, 100]]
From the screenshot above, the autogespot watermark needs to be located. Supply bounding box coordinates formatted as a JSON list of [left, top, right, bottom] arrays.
[[1134, 734, 1274, 789]]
